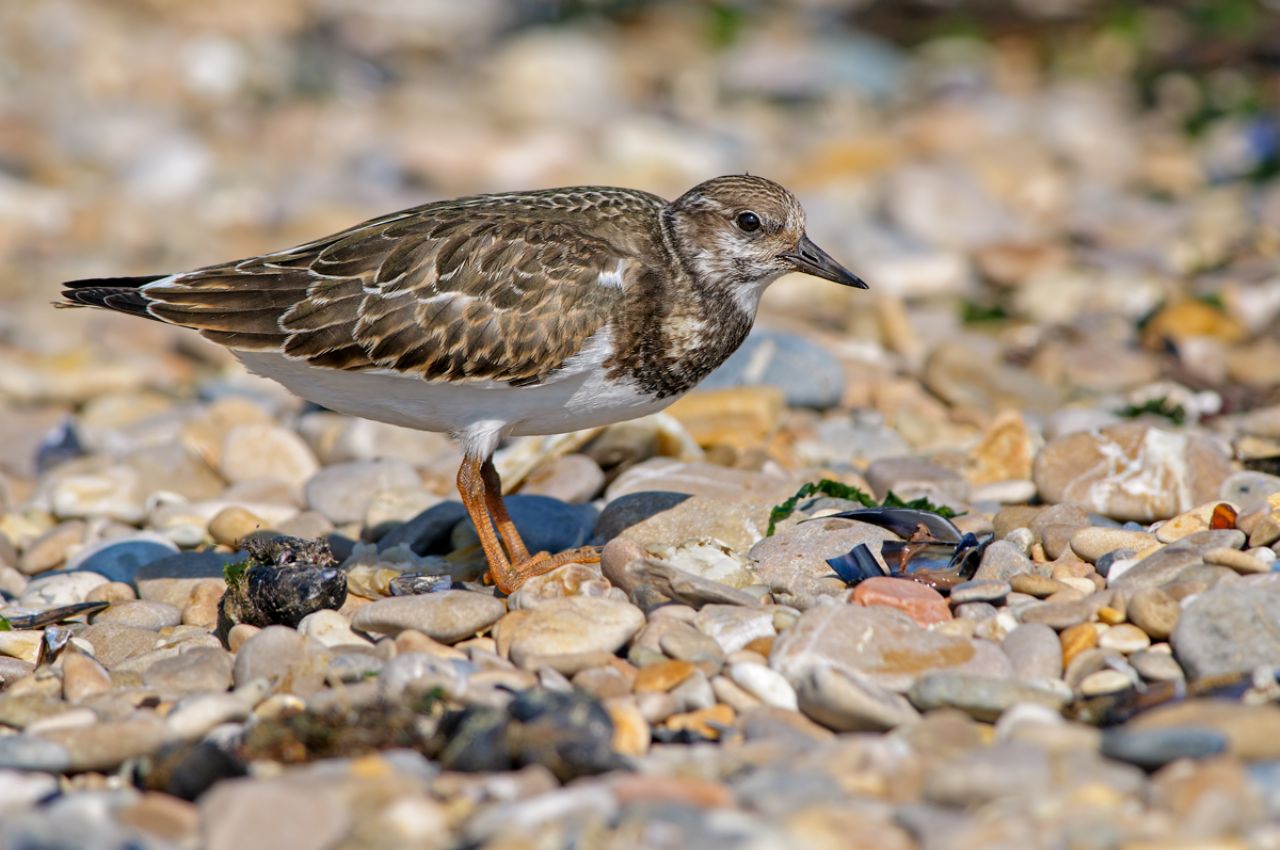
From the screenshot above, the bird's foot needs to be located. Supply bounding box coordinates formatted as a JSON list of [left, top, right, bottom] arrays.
[[489, 545, 602, 595]]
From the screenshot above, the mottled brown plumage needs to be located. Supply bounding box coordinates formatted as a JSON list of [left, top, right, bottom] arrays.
[[60, 174, 867, 593]]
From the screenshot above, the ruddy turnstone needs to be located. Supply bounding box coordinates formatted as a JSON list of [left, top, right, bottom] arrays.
[[61, 175, 867, 593]]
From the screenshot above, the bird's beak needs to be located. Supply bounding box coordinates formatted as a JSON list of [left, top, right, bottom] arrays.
[[781, 234, 869, 289]]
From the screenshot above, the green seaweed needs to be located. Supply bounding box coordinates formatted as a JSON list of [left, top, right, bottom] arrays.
[[766, 479, 958, 536], [223, 559, 249, 588], [1115, 397, 1187, 426], [0, 616, 9, 632]]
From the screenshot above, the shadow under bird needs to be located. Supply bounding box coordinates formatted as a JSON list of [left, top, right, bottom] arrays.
[[60, 175, 868, 593]]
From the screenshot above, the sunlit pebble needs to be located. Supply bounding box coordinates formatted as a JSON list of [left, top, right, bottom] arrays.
[[180, 36, 248, 99]]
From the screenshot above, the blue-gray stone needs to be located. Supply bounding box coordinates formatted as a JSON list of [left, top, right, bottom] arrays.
[[66, 538, 178, 585], [134, 550, 240, 584], [377, 501, 469, 555], [452, 495, 597, 555], [1101, 727, 1228, 771], [0, 735, 71, 773], [700, 329, 844, 409]]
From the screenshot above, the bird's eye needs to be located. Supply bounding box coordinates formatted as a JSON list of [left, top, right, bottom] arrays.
[[735, 211, 762, 232]]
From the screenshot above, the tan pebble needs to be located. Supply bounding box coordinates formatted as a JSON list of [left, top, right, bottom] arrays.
[[61, 651, 113, 702], [665, 387, 784, 450], [743, 636, 774, 656], [86, 581, 137, 604], [633, 659, 696, 693], [208, 506, 267, 548], [1010, 574, 1070, 598], [254, 693, 305, 719], [1248, 511, 1280, 547], [1155, 510, 1210, 544], [1079, 669, 1133, 696], [492, 609, 531, 658], [1050, 560, 1095, 580], [395, 630, 466, 659], [1060, 622, 1098, 669], [182, 580, 225, 628], [710, 675, 763, 713], [1098, 623, 1151, 654], [612, 773, 732, 808], [1068, 527, 1158, 563], [1128, 587, 1180, 640], [117, 792, 199, 843], [1097, 605, 1126, 626], [227, 623, 260, 653], [0, 630, 43, 664], [1057, 576, 1097, 595], [604, 697, 650, 757], [1203, 547, 1270, 574], [663, 703, 735, 741]]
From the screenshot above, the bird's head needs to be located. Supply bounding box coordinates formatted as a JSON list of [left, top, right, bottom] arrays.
[[664, 174, 867, 313]]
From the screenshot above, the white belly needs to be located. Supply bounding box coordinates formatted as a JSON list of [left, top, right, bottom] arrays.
[[233, 349, 674, 438]]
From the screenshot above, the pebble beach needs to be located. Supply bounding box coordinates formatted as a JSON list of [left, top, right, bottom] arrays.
[[2, 2, 1280, 848]]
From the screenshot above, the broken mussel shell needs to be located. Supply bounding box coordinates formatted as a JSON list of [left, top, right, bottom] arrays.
[[820, 508, 991, 592], [389, 573, 455, 596]]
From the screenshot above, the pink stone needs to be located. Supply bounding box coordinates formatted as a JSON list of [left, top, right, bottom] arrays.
[[850, 577, 952, 626]]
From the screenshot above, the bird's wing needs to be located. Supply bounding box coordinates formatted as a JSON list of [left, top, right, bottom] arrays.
[[96, 198, 653, 386]]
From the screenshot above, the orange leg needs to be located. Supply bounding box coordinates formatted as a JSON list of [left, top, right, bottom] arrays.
[[459, 455, 600, 595]]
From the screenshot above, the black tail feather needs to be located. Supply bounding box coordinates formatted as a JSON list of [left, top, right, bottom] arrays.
[[59, 274, 170, 318]]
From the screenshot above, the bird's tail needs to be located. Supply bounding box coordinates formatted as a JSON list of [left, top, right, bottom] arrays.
[[57, 274, 170, 318]]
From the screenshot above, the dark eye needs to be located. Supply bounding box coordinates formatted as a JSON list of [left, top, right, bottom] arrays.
[[735, 211, 761, 232]]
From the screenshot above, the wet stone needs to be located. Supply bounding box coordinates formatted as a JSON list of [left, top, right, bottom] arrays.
[[219, 536, 347, 631]]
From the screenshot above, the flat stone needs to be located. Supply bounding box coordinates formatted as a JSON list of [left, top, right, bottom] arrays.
[[692, 605, 775, 654], [77, 623, 161, 669], [304, 459, 421, 525], [1098, 623, 1152, 654], [749, 518, 898, 608], [61, 652, 112, 702], [1203, 546, 1271, 574], [727, 661, 797, 710], [1001, 622, 1063, 681], [865, 456, 969, 505], [1127, 586, 1181, 640], [1033, 423, 1232, 522], [793, 665, 920, 732], [1130, 649, 1186, 682], [18, 521, 85, 576], [606, 459, 803, 505], [201, 775, 351, 850], [1171, 575, 1280, 679], [504, 597, 644, 672], [231, 626, 330, 695], [770, 599, 1011, 693], [851, 576, 951, 626], [1220, 470, 1280, 512], [1101, 727, 1228, 770], [19, 570, 108, 606], [219, 424, 319, 489], [352, 591, 505, 644], [610, 493, 773, 556], [520, 454, 605, 504], [144, 646, 235, 693], [1069, 527, 1159, 563], [907, 672, 1069, 721], [1079, 669, 1132, 696], [948, 579, 1010, 605], [1129, 699, 1280, 760], [39, 718, 166, 772], [0, 735, 71, 773], [91, 599, 182, 630], [973, 540, 1041, 582]]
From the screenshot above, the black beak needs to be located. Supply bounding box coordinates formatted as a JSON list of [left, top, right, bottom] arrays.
[[781, 234, 869, 289]]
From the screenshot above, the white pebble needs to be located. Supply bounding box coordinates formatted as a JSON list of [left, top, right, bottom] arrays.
[[728, 662, 797, 711]]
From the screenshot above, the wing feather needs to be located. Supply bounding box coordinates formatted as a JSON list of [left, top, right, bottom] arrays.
[[127, 189, 662, 385]]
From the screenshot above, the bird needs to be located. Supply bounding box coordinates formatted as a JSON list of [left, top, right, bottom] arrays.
[[60, 175, 867, 594]]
